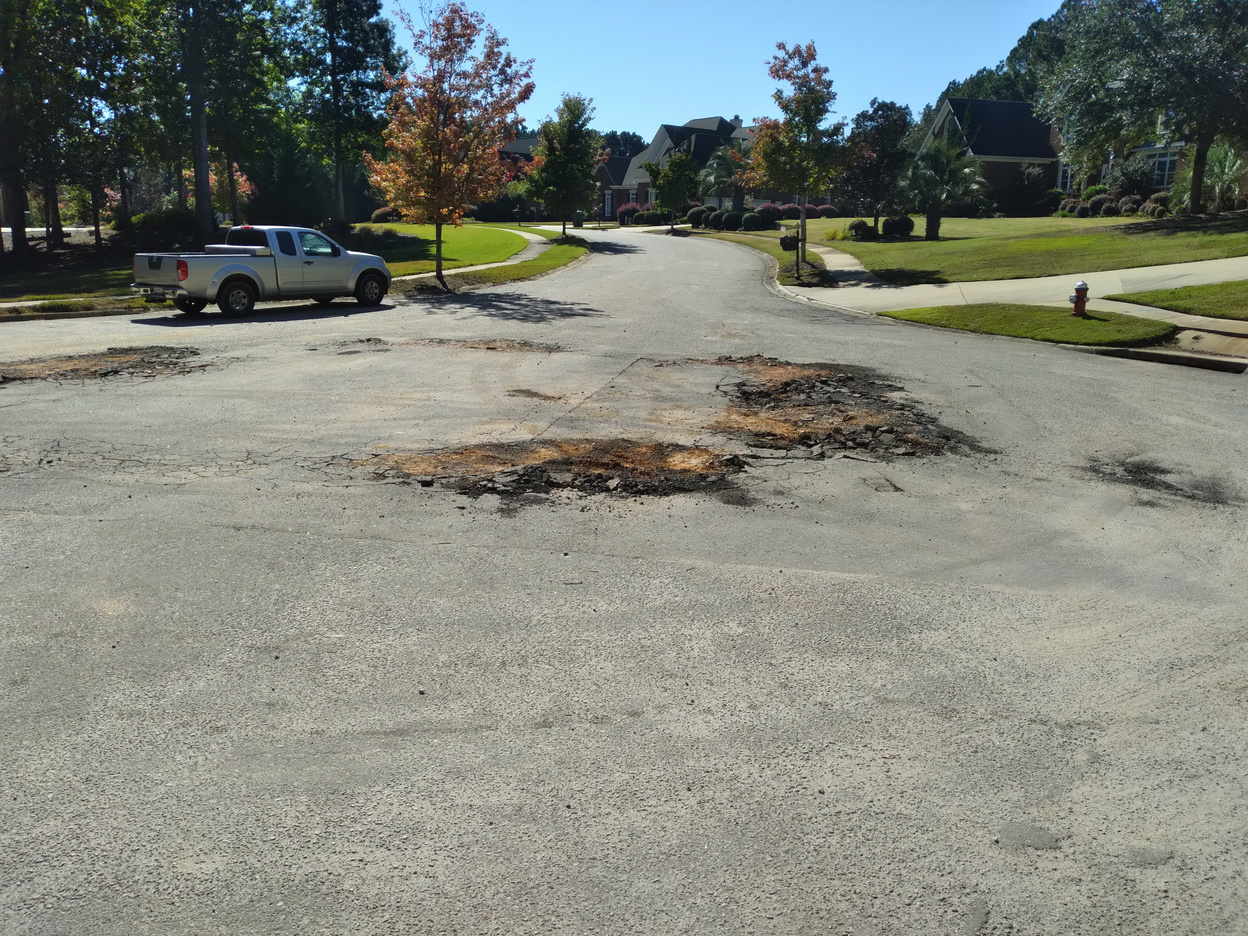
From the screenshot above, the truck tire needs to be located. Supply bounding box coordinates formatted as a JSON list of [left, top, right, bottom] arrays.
[[355, 272, 386, 307], [217, 278, 257, 316], [173, 296, 207, 315]]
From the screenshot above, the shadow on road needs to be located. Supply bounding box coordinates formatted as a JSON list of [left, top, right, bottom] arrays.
[[131, 301, 394, 326], [585, 240, 643, 255], [420, 292, 604, 324]]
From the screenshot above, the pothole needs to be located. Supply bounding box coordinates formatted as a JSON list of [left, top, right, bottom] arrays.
[[353, 438, 744, 498], [506, 388, 563, 401], [0, 346, 203, 384], [1086, 457, 1237, 505], [702, 355, 981, 458]]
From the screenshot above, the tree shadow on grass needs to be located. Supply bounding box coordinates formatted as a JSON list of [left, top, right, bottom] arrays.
[[863, 268, 950, 286], [1117, 212, 1248, 237], [418, 291, 606, 324]]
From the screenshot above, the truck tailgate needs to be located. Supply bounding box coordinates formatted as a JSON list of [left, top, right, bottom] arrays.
[[133, 254, 183, 286]]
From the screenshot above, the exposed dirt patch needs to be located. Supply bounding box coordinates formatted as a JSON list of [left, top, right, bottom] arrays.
[[0, 346, 203, 385], [337, 337, 562, 353], [354, 438, 744, 498], [1086, 457, 1237, 506], [702, 355, 980, 458]]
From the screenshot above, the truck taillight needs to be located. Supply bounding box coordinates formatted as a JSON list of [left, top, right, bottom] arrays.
[[177, 259, 188, 281]]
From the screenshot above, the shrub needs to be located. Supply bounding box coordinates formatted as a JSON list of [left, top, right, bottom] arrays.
[[817, 205, 839, 219], [1075, 204, 1090, 218], [130, 208, 195, 235], [317, 217, 353, 241], [847, 218, 877, 241], [1058, 198, 1081, 213], [1083, 184, 1109, 200], [1118, 194, 1143, 214], [881, 215, 915, 237], [1100, 202, 1121, 217], [617, 202, 641, 224], [1147, 191, 1170, 210], [721, 211, 743, 231], [755, 204, 781, 226], [707, 210, 725, 230], [640, 210, 663, 225], [780, 203, 802, 220], [1153, 206, 1169, 218], [370, 206, 402, 224], [1088, 194, 1114, 216], [741, 211, 764, 231], [687, 206, 708, 228]]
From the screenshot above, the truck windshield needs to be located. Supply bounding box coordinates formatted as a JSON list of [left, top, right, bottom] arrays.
[[225, 228, 269, 247]]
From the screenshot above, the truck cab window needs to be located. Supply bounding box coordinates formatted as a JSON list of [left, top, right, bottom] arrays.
[[225, 227, 269, 247], [299, 231, 338, 257], [275, 231, 297, 256]]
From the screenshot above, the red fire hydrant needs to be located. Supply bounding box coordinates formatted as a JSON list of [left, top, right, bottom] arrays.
[[1070, 280, 1090, 317]]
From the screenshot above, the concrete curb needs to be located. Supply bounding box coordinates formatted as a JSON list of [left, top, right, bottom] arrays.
[[1058, 344, 1248, 373]]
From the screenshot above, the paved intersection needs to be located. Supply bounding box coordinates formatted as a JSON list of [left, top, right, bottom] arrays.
[[2, 228, 1246, 935]]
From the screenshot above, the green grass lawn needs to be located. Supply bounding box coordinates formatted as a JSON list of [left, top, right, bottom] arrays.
[[401, 236, 588, 292], [1107, 279, 1248, 321], [878, 303, 1176, 346], [0, 258, 133, 302], [357, 223, 528, 275], [794, 213, 1248, 285], [699, 231, 830, 286]]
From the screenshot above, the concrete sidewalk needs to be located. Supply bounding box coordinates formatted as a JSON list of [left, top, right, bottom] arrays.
[[793, 244, 1248, 342]]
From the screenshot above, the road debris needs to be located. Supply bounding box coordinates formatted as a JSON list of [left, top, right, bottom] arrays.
[[0, 346, 203, 384], [354, 438, 744, 497], [337, 337, 562, 353], [703, 355, 976, 458]]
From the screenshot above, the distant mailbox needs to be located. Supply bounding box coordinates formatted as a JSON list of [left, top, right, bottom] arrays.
[[779, 235, 799, 251]]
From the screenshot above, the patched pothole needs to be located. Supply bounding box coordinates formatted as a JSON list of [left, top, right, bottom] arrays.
[[1086, 457, 1237, 505], [704, 355, 981, 458], [336, 337, 562, 354], [0, 346, 203, 384], [353, 438, 744, 498]]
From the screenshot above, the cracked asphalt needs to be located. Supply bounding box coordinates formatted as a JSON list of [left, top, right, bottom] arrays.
[[2, 228, 1247, 935]]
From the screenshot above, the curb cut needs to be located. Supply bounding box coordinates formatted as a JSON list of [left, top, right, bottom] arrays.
[[1058, 344, 1248, 373]]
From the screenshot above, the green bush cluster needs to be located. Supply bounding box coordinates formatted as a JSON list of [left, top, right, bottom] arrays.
[[847, 219, 876, 241], [741, 212, 764, 231], [370, 206, 401, 224], [881, 215, 915, 237]]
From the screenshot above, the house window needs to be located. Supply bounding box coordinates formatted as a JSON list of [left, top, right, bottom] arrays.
[[1151, 152, 1178, 188], [1057, 161, 1074, 193]]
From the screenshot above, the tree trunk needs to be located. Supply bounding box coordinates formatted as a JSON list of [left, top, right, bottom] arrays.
[[91, 187, 102, 248], [872, 202, 882, 233], [44, 178, 64, 248], [434, 220, 447, 290], [176, 158, 187, 211], [1188, 137, 1211, 214], [924, 206, 942, 241], [732, 185, 744, 214], [226, 155, 240, 224], [328, 0, 345, 221], [115, 163, 131, 234], [186, 3, 214, 245], [562, 214, 567, 236]]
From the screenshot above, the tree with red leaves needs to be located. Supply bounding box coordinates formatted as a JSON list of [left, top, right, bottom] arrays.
[[747, 41, 844, 264], [366, 3, 533, 289]]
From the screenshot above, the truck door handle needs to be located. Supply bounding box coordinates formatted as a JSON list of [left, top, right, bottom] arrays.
[[303, 260, 314, 265]]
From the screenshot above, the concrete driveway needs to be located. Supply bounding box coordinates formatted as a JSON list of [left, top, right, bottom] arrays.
[[2, 228, 1246, 935]]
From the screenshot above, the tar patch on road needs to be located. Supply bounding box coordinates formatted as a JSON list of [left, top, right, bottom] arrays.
[[704, 355, 980, 459], [1085, 456, 1238, 506], [354, 438, 745, 498], [0, 346, 203, 385], [336, 337, 562, 353]]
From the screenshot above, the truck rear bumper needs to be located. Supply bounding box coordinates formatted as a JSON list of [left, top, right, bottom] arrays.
[[131, 284, 188, 302]]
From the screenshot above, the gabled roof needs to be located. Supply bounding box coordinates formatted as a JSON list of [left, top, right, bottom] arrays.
[[598, 156, 631, 186], [619, 117, 751, 187], [923, 98, 1057, 161]]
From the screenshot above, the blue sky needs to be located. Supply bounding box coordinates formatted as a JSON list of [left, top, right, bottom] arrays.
[[386, 0, 1061, 136]]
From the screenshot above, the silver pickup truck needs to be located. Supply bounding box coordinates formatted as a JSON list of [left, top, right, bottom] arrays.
[[131, 225, 392, 315]]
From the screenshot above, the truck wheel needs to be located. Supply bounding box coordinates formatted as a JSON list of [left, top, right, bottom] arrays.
[[173, 296, 207, 315], [355, 272, 385, 307], [217, 279, 257, 316]]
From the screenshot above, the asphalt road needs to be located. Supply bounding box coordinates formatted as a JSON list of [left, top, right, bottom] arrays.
[[2, 229, 1246, 935]]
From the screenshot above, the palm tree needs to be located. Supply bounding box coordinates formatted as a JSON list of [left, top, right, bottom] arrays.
[[700, 140, 750, 213], [1171, 144, 1247, 213], [904, 140, 988, 240]]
